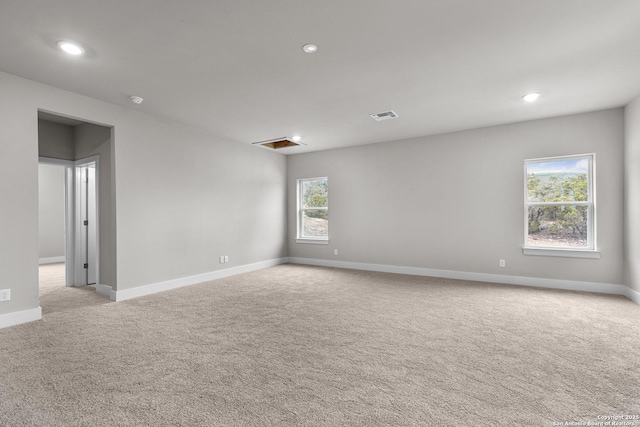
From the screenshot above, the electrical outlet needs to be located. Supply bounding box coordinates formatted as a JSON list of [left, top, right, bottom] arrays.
[[224, 256, 229, 263], [334, 249, 338, 256], [219, 256, 224, 264], [499, 259, 506, 268], [0, 289, 10, 302]]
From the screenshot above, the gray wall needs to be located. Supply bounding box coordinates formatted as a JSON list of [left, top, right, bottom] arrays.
[[288, 109, 625, 286], [0, 70, 287, 318], [38, 120, 74, 160], [0, 74, 39, 315], [624, 96, 640, 293], [38, 164, 65, 259], [114, 118, 287, 290]]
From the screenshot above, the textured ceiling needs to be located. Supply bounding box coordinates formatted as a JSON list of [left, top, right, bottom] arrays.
[[2, 0, 640, 154]]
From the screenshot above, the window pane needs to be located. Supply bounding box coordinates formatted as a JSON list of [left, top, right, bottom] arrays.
[[302, 178, 328, 209], [302, 209, 328, 238], [527, 158, 588, 203], [527, 205, 588, 248]]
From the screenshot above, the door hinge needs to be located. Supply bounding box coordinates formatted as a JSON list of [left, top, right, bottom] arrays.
[[84, 220, 88, 226], [84, 263, 88, 269]]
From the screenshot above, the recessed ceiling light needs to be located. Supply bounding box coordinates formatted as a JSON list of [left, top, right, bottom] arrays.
[[522, 92, 540, 102], [302, 44, 318, 53], [57, 41, 84, 55], [291, 135, 302, 142], [130, 96, 143, 104]]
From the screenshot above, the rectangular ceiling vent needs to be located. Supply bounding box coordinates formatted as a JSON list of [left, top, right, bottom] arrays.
[[370, 110, 398, 121], [252, 137, 301, 150]]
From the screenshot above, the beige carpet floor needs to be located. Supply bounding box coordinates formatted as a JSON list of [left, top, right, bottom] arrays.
[[0, 263, 639, 426]]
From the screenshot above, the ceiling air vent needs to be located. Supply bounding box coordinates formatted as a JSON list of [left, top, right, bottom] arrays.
[[252, 137, 301, 150], [370, 110, 398, 121]]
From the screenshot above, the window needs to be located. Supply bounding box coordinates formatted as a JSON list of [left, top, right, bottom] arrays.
[[524, 154, 598, 257], [297, 177, 329, 244]]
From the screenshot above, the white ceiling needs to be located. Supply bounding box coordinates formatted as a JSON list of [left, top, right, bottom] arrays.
[[2, 0, 640, 154]]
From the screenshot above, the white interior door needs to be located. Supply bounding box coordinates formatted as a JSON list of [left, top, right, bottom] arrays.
[[87, 165, 97, 285], [75, 158, 99, 286], [78, 166, 88, 285]]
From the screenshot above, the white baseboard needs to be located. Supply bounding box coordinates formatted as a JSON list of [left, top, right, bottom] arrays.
[[623, 286, 640, 304], [94, 284, 113, 297], [288, 257, 636, 303], [39, 256, 65, 265], [0, 306, 42, 329], [111, 258, 289, 302]]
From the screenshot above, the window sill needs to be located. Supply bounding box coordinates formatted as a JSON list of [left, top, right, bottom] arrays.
[[522, 247, 600, 259], [296, 238, 329, 245]]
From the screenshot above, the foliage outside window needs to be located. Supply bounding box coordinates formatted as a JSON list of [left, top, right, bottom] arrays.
[[298, 177, 328, 241], [524, 154, 595, 251]]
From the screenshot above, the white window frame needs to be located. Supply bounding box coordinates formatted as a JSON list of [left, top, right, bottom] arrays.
[[296, 177, 329, 244], [523, 153, 599, 258]]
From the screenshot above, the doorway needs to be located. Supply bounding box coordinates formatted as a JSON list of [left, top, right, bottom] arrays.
[[38, 157, 99, 288], [37, 110, 116, 304]]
